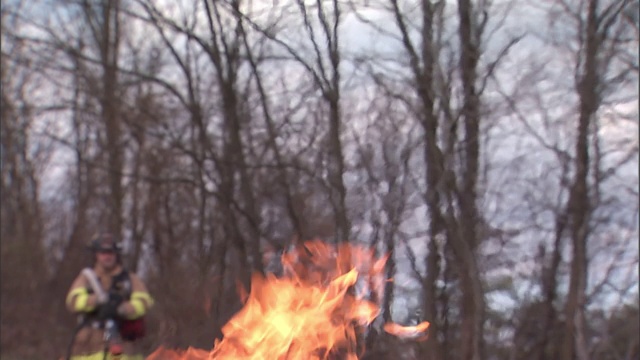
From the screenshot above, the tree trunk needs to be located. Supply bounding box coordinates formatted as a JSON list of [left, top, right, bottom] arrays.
[[561, 1, 600, 359], [537, 210, 568, 360], [455, 0, 486, 359], [94, 0, 124, 237], [203, 0, 264, 276]]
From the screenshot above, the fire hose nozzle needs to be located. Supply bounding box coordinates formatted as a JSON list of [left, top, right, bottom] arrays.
[[104, 319, 123, 355]]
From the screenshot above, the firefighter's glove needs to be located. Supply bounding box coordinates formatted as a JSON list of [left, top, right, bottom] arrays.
[[98, 292, 125, 320]]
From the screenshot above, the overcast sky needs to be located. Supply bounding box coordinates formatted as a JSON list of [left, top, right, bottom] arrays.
[[6, 0, 638, 320]]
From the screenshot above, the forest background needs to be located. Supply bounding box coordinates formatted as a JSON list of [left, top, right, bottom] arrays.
[[1, 0, 638, 359]]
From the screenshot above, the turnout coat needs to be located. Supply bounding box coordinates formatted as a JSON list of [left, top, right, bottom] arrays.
[[65, 267, 153, 360]]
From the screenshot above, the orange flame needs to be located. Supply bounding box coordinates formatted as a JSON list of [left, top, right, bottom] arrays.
[[147, 240, 429, 359]]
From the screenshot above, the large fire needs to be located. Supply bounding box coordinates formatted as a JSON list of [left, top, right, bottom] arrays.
[[147, 240, 429, 359]]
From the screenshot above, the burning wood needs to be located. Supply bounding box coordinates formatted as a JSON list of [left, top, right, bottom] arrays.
[[147, 240, 429, 359]]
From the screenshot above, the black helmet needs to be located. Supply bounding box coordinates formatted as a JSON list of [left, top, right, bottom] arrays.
[[88, 233, 122, 253]]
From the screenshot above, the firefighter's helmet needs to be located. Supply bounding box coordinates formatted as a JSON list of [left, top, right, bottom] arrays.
[[88, 233, 122, 253]]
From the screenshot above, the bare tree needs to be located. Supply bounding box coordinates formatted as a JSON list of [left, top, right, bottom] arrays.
[[2, 0, 637, 358], [0, 2, 55, 353], [373, 0, 517, 357], [558, 1, 637, 359]]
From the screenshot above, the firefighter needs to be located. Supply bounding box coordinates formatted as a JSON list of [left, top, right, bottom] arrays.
[[65, 233, 154, 360]]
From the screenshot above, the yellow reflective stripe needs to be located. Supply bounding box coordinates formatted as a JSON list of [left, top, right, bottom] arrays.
[[129, 299, 146, 318], [131, 291, 153, 304], [74, 294, 96, 312], [71, 352, 144, 360], [126, 291, 153, 319], [74, 293, 89, 311], [131, 291, 154, 308], [67, 287, 95, 312], [66, 287, 87, 306]]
